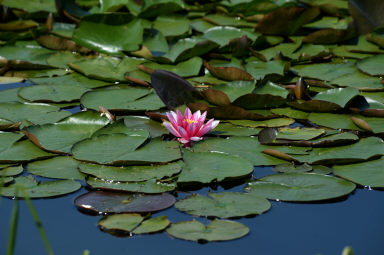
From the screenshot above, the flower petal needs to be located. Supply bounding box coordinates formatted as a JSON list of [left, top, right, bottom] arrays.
[[166, 111, 178, 128], [198, 111, 207, 123], [185, 107, 192, 120], [196, 119, 214, 137], [163, 121, 181, 137], [190, 136, 203, 141]]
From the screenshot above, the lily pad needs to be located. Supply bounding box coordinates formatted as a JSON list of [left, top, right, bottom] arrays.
[[245, 60, 287, 80], [245, 173, 356, 202], [98, 214, 143, 232], [73, 14, 144, 55], [87, 178, 176, 194], [23, 111, 110, 153], [0, 165, 23, 177], [27, 156, 85, 180], [153, 15, 190, 37], [72, 136, 181, 165], [132, 216, 171, 234], [177, 150, 253, 184], [18, 84, 88, 103], [79, 161, 181, 182], [308, 113, 361, 130], [74, 191, 176, 214], [193, 137, 286, 166], [123, 116, 168, 138], [175, 192, 271, 218], [1, 175, 81, 198], [333, 157, 384, 188], [357, 54, 384, 76], [227, 118, 294, 128], [0, 102, 71, 125], [166, 219, 249, 242], [209, 123, 261, 136]]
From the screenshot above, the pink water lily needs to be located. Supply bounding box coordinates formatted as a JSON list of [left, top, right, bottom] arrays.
[[163, 107, 219, 145]]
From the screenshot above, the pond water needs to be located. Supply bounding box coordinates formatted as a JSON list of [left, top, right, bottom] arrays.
[[1, 166, 384, 255], [0, 82, 383, 255]]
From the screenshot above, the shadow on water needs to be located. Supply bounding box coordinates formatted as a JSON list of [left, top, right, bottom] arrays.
[[1, 82, 384, 255]]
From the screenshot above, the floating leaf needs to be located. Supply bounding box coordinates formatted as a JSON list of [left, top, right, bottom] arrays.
[[123, 116, 168, 138], [209, 123, 261, 136], [74, 191, 176, 214], [87, 178, 176, 194], [98, 214, 143, 232], [18, 84, 88, 103], [132, 216, 171, 234], [245, 60, 287, 80], [2, 0, 56, 13], [333, 157, 384, 188], [193, 137, 286, 166], [203, 60, 253, 82], [73, 14, 144, 54], [356, 54, 384, 76], [0, 102, 71, 125], [178, 150, 253, 184], [23, 111, 110, 153], [308, 113, 361, 130], [153, 15, 190, 37], [27, 156, 85, 180], [79, 161, 181, 182], [166, 219, 249, 242], [73, 136, 180, 165], [175, 192, 271, 218], [227, 118, 294, 128], [1, 175, 81, 198], [0, 165, 23, 177], [245, 173, 356, 202]]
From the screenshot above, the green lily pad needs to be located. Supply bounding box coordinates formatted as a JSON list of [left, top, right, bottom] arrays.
[[0, 102, 71, 125], [212, 81, 256, 102], [0, 45, 54, 69], [308, 113, 361, 130], [357, 54, 384, 76], [177, 150, 253, 184], [141, 57, 202, 77], [303, 16, 348, 29], [175, 192, 271, 218], [30, 72, 112, 89], [73, 14, 144, 55], [2, 0, 56, 13], [333, 157, 384, 188], [245, 60, 287, 80], [87, 177, 176, 193], [79, 161, 181, 182], [51, 22, 76, 39], [227, 118, 294, 128], [123, 116, 168, 138], [330, 70, 384, 90], [0, 139, 55, 164], [291, 62, 355, 81], [0, 165, 23, 177], [23, 111, 110, 153], [72, 136, 180, 165], [153, 15, 190, 37], [293, 137, 384, 164], [274, 163, 312, 173], [132, 216, 171, 234], [80, 86, 153, 111], [202, 26, 257, 47], [74, 191, 176, 214], [166, 219, 249, 242], [18, 84, 88, 103], [193, 137, 286, 166], [98, 213, 143, 232], [27, 156, 85, 180], [351, 115, 384, 134], [209, 123, 261, 136], [0, 177, 13, 186], [270, 107, 309, 119], [1, 175, 81, 198], [276, 127, 325, 140], [245, 173, 356, 202]]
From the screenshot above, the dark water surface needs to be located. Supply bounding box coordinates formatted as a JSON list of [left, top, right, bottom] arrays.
[[1, 82, 384, 255]]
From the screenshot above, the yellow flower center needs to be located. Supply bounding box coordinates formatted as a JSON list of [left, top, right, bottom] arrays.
[[185, 119, 197, 125]]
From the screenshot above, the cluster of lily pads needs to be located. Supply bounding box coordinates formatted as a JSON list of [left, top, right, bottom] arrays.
[[0, 0, 384, 244]]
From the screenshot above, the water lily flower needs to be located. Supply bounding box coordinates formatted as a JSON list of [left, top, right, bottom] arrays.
[[163, 107, 219, 145]]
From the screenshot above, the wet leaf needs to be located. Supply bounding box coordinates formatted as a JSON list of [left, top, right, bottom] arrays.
[[227, 118, 294, 128], [74, 191, 176, 214], [0, 165, 23, 177], [356, 54, 384, 76], [18, 84, 88, 103], [98, 214, 143, 232], [73, 14, 144, 54], [245, 173, 356, 202], [72, 136, 181, 165], [175, 192, 271, 218], [23, 111, 110, 153], [209, 123, 261, 136], [79, 161, 181, 182], [1, 175, 81, 198], [192, 137, 286, 166], [153, 15, 190, 37], [308, 113, 362, 130], [87, 178, 176, 193], [123, 116, 168, 138], [166, 219, 249, 242], [202, 26, 257, 47], [132, 216, 170, 234], [27, 156, 85, 180], [178, 150, 253, 184], [333, 157, 384, 188], [36, 35, 91, 54], [245, 60, 287, 80], [2, 0, 56, 13], [0, 102, 71, 125]]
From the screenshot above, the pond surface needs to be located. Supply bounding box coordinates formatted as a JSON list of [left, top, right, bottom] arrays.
[[1, 165, 384, 255]]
